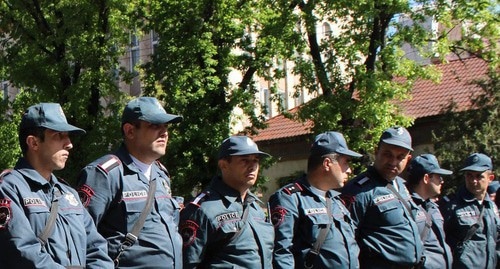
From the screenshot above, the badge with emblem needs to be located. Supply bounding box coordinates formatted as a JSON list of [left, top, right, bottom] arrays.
[[397, 127, 404, 135], [180, 220, 199, 247], [65, 192, 80, 206], [0, 198, 11, 229], [77, 184, 95, 208], [271, 206, 287, 227]]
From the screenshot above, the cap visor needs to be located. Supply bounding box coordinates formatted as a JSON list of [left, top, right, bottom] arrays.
[[460, 166, 488, 172], [382, 139, 413, 151], [431, 168, 453, 175], [144, 114, 183, 124], [337, 149, 362, 158], [230, 150, 271, 158], [43, 123, 86, 134]]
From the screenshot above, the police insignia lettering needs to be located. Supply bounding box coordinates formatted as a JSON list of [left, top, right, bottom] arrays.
[[180, 220, 199, 247], [373, 194, 396, 204], [271, 206, 287, 227], [457, 210, 476, 219], [305, 207, 327, 215], [122, 190, 148, 200], [215, 212, 240, 222], [78, 184, 95, 207], [0, 199, 11, 229], [23, 197, 46, 207]]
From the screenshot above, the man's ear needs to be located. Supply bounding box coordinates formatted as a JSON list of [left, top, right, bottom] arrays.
[[26, 135, 39, 151], [423, 173, 430, 184], [122, 123, 135, 139]]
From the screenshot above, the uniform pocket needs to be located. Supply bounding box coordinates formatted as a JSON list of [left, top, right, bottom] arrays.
[[375, 201, 406, 226]]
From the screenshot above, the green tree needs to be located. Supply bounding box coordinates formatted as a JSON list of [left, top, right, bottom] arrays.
[[433, 69, 499, 194], [140, 0, 497, 198], [0, 0, 134, 181]]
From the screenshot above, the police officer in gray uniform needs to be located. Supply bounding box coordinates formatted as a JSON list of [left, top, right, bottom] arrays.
[[180, 136, 274, 269], [77, 97, 183, 268], [441, 153, 499, 269], [270, 131, 361, 268], [342, 126, 424, 269], [406, 154, 453, 269], [0, 103, 113, 268]]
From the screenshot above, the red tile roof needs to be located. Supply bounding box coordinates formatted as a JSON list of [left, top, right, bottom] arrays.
[[253, 57, 489, 142], [252, 107, 313, 142], [400, 57, 489, 118]]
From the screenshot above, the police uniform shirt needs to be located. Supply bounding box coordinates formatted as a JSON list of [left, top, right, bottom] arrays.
[[180, 176, 274, 269], [411, 192, 453, 269], [0, 158, 113, 268], [341, 166, 424, 268], [77, 144, 182, 269], [441, 187, 499, 269], [269, 176, 359, 269]]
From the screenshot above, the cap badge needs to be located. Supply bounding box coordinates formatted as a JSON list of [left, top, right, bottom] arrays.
[[397, 127, 404, 135], [472, 156, 479, 163]]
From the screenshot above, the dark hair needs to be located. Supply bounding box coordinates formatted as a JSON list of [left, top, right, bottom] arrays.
[[406, 172, 422, 189], [121, 120, 142, 137], [19, 127, 46, 155], [307, 153, 338, 172]]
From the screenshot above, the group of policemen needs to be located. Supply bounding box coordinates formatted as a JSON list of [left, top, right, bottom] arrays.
[[0, 97, 497, 269]]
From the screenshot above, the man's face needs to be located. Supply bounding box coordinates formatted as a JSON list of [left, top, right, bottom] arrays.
[[125, 121, 168, 163], [36, 129, 73, 172], [427, 174, 444, 198], [220, 154, 261, 191], [465, 170, 494, 199], [374, 143, 411, 181], [327, 155, 352, 189]]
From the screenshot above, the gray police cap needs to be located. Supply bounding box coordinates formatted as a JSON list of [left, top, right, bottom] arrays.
[[379, 126, 413, 151], [122, 97, 182, 124], [20, 103, 85, 134], [460, 153, 493, 172], [310, 131, 362, 158], [218, 136, 270, 160]]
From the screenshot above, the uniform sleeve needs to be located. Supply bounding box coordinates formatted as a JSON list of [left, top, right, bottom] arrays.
[[349, 191, 370, 228], [179, 204, 214, 269], [77, 165, 119, 225], [0, 185, 65, 269], [440, 202, 459, 249], [82, 205, 114, 268], [269, 191, 299, 269]]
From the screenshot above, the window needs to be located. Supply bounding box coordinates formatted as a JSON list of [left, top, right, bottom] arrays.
[[1, 81, 8, 100], [130, 33, 140, 74], [151, 30, 159, 54], [262, 88, 271, 118], [322, 22, 332, 38]]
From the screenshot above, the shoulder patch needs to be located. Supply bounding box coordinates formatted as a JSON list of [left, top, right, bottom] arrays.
[[180, 220, 199, 247], [189, 191, 210, 207], [97, 155, 121, 175], [0, 198, 11, 229], [77, 184, 95, 208], [282, 182, 303, 195], [356, 177, 370, 186], [270, 206, 287, 227]]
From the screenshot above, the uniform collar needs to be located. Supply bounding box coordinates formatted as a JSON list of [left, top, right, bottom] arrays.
[[459, 186, 494, 206], [210, 176, 261, 205], [14, 157, 65, 191], [115, 144, 151, 183], [298, 175, 340, 199]]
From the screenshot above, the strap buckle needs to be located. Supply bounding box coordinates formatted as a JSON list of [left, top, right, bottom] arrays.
[[123, 232, 138, 247]]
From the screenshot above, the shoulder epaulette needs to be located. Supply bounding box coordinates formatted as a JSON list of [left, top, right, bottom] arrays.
[[155, 160, 170, 177], [97, 155, 121, 175], [356, 177, 370, 186], [189, 191, 210, 207], [0, 169, 12, 182], [282, 182, 303, 195], [56, 177, 71, 186]]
